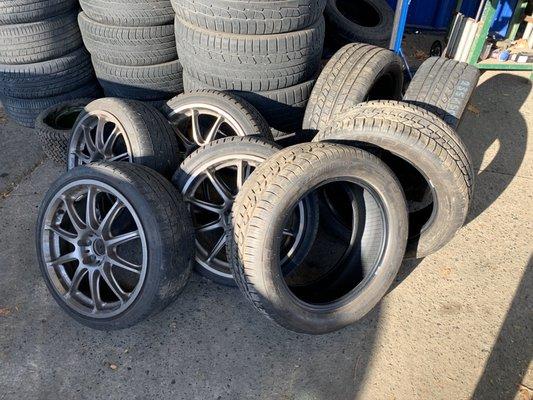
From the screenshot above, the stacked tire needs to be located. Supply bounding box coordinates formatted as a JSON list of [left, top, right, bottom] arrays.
[[78, 0, 183, 103], [0, 0, 101, 127], [172, 0, 327, 138]]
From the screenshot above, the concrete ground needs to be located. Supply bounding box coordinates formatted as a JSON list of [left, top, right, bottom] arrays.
[[0, 71, 531, 400]]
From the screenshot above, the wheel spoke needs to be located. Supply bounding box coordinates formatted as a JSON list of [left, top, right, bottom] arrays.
[[107, 253, 142, 274], [187, 197, 223, 214], [47, 251, 78, 266], [106, 230, 140, 247], [196, 219, 223, 233], [205, 115, 224, 143], [62, 196, 86, 232], [86, 186, 99, 231], [205, 169, 232, 202], [101, 263, 129, 303], [68, 266, 88, 295], [102, 126, 120, 156], [236, 160, 251, 190], [88, 269, 104, 311], [82, 124, 96, 154], [72, 151, 91, 165], [98, 200, 124, 236], [45, 224, 77, 244], [206, 234, 226, 263], [190, 109, 203, 145], [108, 152, 130, 162], [282, 228, 295, 238], [95, 117, 106, 152]]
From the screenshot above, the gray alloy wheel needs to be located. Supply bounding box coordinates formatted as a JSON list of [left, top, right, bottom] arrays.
[[40, 179, 147, 318]]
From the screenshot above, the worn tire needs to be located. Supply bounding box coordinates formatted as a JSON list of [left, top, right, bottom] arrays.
[[0, 12, 83, 64], [78, 12, 177, 66], [36, 162, 194, 330], [172, 0, 326, 34], [176, 15, 324, 91], [324, 0, 393, 47], [0, 48, 95, 99], [35, 98, 94, 164], [68, 98, 182, 178], [79, 0, 175, 27], [303, 43, 403, 133], [230, 142, 408, 334], [314, 100, 474, 258], [404, 57, 481, 129], [1, 83, 102, 128], [0, 0, 78, 24], [93, 58, 183, 101]]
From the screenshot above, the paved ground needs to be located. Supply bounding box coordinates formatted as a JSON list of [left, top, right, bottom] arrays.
[[0, 71, 531, 400]]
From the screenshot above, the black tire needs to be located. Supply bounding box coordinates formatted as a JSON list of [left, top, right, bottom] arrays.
[[172, 0, 327, 35], [0, 12, 83, 64], [79, 0, 175, 27], [230, 142, 408, 334], [0, 0, 78, 25], [0, 48, 95, 99], [183, 72, 315, 138], [324, 0, 393, 47], [35, 98, 94, 165], [68, 98, 182, 178], [78, 12, 177, 67], [314, 100, 474, 258], [403, 57, 481, 129], [303, 43, 403, 133], [93, 58, 184, 101], [36, 162, 194, 330], [1, 83, 102, 128], [175, 15, 324, 91]]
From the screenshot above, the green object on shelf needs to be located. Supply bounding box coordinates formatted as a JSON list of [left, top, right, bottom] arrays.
[[507, 0, 528, 41]]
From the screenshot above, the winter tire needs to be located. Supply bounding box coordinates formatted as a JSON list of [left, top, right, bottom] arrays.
[[79, 0, 175, 27], [0, 0, 77, 25]]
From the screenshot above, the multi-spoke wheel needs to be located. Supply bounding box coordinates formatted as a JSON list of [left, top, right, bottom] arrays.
[[67, 98, 182, 178], [37, 162, 194, 329], [163, 90, 273, 155], [173, 136, 317, 286]]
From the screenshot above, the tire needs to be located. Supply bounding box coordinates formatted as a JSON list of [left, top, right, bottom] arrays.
[[79, 0, 175, 27], [175, 15, 325, 91], [78, 12, 177, 67], [0, 12, 83, 64], [93, 58, 184, 101], [183, 72, 315, 138], [314, 100, 474, 258], [35, 162, 194, 330], [35, 98, 94, 165], [229, 142, 408, 334], [1, 83, 102, 128], [403, 57, 481, 129], [303, 43, 403, 133], [162, 89, 273, 154], [0, 0, 78, 25], [67, 98, 181, 178], [0, 48, 95, 99], [324, 0, 394, 47], [172, 0, 327, 35]]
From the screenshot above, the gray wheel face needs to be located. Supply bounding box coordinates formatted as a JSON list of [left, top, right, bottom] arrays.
[[181, 154, 306, 280], [68, 110, 133, 169], [40, 179, 148, 318], [167, 102, 253, 154]]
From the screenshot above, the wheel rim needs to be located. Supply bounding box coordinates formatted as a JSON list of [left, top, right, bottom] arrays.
[[167, 103, 247, 154], [181, 154, 306, 279], [40, 180, 148, 318], [68, 111, 133, 169]]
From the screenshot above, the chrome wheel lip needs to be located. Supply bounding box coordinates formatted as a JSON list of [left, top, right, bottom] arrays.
[[67, 110, 133, 170], [41, 179, 148, 319]]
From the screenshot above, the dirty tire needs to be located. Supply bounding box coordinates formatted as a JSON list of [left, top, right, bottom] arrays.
[[0, 48, 95, 99], [36, 162, 194, 330], [324, 0, 393, 47], [79, 0, 175, 27], [314, 100, 474, 258], [0, 12, 83, 64], [68, 98, 182, 178], [403, 57, 481, 129], [1, 83, 102, 128], [35, 98, 94, 164], [0, 0, 78, 24], [93, 58, 184, 101], [78, 12, 177, 66], [230, 142, 408, 334], [175, 15, 324, 91], [303, 43, 403, 133], [172, 0, 327, 34]]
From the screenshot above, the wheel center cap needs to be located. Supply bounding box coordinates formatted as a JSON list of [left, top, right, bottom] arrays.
[[92, 238, 106, 256]]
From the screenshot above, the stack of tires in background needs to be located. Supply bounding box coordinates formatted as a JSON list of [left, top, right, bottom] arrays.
[[172, 0, 327, 139], [0, 0, 100, 127], [78, 0, 183, 104]]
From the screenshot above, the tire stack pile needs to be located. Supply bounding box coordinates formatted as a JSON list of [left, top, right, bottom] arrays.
[[172, 0, 327, 139], [0, 0, 101, 127], [78, 0, 183, 104]]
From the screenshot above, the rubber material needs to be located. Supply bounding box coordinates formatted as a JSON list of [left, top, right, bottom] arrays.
[[79, 0, 175, 27], [403, 57, 481, 129], [36, 162, 194, 330], [78, 12, 177, 66], [314, 100, 474, 258], [0, 0, 78, 25]]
